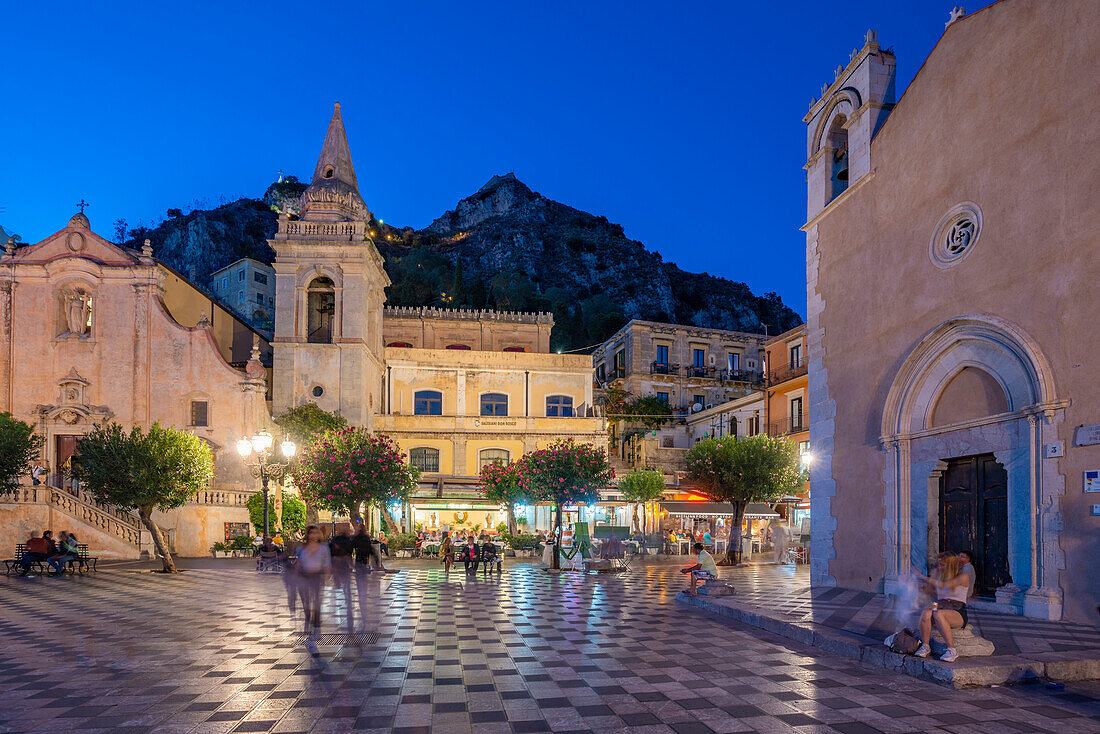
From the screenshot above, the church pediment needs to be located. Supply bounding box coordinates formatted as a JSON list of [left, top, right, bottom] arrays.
[[12, 216, 139, 267]]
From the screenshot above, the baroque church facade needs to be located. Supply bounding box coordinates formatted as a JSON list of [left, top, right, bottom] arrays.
[[0, 105, 604, 558]]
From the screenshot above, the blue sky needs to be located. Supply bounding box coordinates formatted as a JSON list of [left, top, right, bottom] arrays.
[[1, 1, 985, 316]]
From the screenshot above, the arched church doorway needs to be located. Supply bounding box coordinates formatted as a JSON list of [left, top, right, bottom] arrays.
[[939, 453, 1010, 597]]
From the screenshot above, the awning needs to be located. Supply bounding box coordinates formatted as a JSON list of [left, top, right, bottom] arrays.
[[660, 501, 779, 519]]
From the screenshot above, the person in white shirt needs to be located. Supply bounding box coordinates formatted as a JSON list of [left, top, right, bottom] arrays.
[[681, 542, 720, 596], [958, 550, 977, 600], [913, 552, 971, 663], [295, 526, 331, 647]]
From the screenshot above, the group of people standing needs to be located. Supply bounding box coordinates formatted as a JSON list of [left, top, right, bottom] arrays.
[[287, 523, 395, 653], [17, 529, 81, 576]]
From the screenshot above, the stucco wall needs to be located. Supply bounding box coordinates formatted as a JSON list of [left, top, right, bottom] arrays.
[[810, 1, 1100, 621]]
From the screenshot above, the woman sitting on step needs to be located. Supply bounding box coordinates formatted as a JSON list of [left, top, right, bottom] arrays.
[[913, 552, 971, 663]]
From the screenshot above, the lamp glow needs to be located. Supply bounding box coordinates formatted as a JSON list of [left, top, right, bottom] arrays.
[[252, 428, 273, 453], [236, 438, 252, 458], [801, 452, 815, 467], [280, 439, 296, 458]]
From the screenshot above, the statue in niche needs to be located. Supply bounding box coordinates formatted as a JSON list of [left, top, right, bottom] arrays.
[[64, 290, 92, 336]]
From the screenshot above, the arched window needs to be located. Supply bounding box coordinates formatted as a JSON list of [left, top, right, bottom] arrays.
[[479, 448, 510, 471], [546, 395, 574, 418], [409, 447, 440, 473], [827, 115, 849, 202], [446, 344, 471, 350], [480, 392, 508, 416], [306, 277, 335, 344], [387, 341, 413, 348], [414, 390, 443, 416]]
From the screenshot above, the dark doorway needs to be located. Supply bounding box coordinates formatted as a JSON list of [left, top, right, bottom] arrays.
[[939, 453, 1010, 597], [55, 435, 80, 490]]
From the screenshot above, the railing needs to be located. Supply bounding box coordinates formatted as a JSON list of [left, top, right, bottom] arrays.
[[2, 485, 143, 547], [684, 365, 714, 378], [766, 414, 808, 436], [650, 362, 675, 375], [767, 360, 808, 385], [285, 221, 361, 237], [608, 367, 626, 380], [720, 368, 764, 385], [192, 489, 252, 507]]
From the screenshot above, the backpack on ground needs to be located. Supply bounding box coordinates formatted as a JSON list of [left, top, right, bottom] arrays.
[[885, 628, 921, 655]]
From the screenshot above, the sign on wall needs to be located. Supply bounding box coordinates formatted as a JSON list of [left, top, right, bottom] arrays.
[[225, 522, 251, 541], [1075, 424, 1100, 447], [1085, 471, 1100, 493]]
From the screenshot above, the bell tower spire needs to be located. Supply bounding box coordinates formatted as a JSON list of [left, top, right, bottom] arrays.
[[299, 103, 371, 222], [270, 104, 388, 428]]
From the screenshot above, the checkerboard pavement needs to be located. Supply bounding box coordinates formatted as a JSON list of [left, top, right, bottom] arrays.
[[1, 558, 1098, 734]]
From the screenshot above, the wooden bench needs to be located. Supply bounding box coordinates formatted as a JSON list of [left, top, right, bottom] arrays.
[[3, 543, 98, 575]]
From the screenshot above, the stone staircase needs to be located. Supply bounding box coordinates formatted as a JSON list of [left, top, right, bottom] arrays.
[[0, 485, 148, 559]]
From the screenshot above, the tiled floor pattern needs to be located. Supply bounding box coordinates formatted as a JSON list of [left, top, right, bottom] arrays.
[[722, 562, 1100, 657], [0, 558, 1098, 734]]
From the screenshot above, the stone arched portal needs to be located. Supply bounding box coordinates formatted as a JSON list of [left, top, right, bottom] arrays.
[[879, 315, 1067, 619]]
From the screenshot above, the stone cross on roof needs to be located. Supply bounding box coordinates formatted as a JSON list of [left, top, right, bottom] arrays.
[[75, 199, 90, 214]]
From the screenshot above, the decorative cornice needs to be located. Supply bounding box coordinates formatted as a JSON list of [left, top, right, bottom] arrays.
[[383, 305, 553, 325]]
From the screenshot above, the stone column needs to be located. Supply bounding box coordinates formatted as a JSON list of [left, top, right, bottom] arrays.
[[0, 281, 13, 413]]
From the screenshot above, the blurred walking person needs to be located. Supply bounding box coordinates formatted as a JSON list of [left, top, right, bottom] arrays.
[[296, 526, 331, 654]]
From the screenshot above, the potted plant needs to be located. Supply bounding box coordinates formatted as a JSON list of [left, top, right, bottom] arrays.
[[210, 541, 228, 558]]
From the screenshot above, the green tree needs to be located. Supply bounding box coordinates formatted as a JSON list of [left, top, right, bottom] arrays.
[[274, 403, 346, 525], [274, 403, 347, 448], [291, 428, 418, 534], [72, 423, 214, 572], [519, 439, 614, 570], [684, 434, 806, 566], [0, 413, 43, 495], [246, 491, 307, 535], [479, 460, 527, 534], [617, 468, 665, 534]]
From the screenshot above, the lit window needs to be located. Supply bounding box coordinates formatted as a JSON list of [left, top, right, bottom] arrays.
[[409, 447, 440, 473], [480, 393, 508, 417], [414, 390, 443, 416], [190, 400, 209, 427], [546, 395, 573, 417], [386, 341, 413, 348], [446, 344, 471, 350], [479, 448, 510, 471]]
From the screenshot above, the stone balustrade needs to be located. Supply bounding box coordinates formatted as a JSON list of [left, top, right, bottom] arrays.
[[191, 489, 253, 507]]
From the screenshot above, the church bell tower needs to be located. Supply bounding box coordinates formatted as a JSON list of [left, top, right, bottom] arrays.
[[270, 104, 388, 427]]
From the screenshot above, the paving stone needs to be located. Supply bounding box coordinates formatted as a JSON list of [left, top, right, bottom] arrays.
[[1, 558, 1098, 734]]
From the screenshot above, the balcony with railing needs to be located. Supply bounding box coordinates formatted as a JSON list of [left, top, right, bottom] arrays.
[[766, 413, 808, 437], [767, 359, 808, 385], [720, 368, 764, 385], [649, 361, 678, 375]]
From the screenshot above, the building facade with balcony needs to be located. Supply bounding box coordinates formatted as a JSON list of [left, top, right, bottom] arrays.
[[210, 258, 275, 332], [764, 325, 810, 526], [592, 319, 766, 413]]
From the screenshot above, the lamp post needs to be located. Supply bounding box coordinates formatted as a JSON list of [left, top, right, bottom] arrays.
[[237, 428, 296, 539]]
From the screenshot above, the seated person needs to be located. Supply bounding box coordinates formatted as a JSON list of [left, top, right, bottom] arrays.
[[680, 542, 719, 596], [48, 532, 80, 575], [913, 553, 971, 663], [480, 540, 501, 573], [20, 530, 56, 576]]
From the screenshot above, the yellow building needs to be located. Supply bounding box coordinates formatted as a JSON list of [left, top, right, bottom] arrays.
[[378, 311, 604, 531], [764, 324, 809, 527]]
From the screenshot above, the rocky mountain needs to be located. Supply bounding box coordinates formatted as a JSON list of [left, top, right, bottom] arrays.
[[123, 173, 802, 350]]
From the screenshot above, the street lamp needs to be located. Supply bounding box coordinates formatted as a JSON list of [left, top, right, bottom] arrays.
[[237, 429, 296, 539]]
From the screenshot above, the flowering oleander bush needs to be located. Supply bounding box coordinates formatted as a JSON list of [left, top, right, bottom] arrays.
[[291, 427, 418, 519], [479, 460, 527, 534], [518, 439, 614, 569]]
